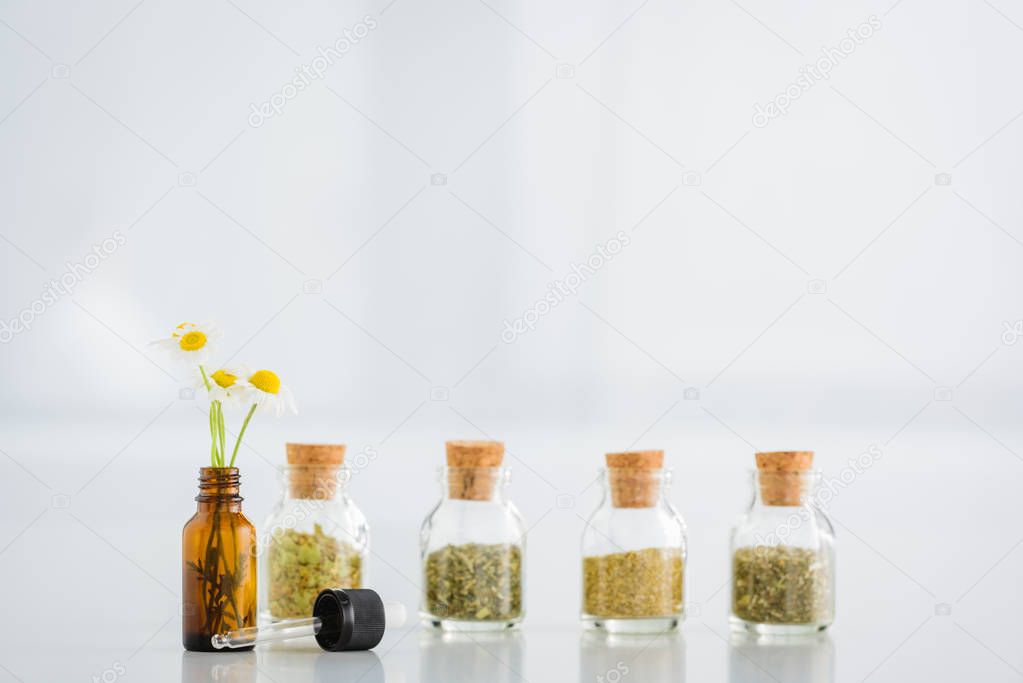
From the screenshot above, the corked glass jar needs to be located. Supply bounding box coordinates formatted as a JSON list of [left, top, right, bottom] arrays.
[[260, 443, 368, 622], [730, 451, 835, 634], [420, 441, 525, 631], [581, 450, 687, 634]]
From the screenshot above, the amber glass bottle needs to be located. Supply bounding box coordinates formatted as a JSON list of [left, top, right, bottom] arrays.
[[182, 467, 258, 651]]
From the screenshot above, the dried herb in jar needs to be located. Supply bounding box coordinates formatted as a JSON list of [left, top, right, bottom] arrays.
[[732, 546, 829, 624], [583, 547, 683, 618], [268, 524, 362, 619], [424, 543, 522, 621]]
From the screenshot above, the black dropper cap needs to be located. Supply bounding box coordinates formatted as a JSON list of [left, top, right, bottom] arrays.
[[312, 588, 387, 651]]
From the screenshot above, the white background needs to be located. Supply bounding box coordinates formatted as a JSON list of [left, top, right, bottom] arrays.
[[1, 0, 1022, 681]]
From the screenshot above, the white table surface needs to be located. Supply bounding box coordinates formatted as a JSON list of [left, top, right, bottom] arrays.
[[25, 616, 1008, 683], [1, 420, 1020, 682]]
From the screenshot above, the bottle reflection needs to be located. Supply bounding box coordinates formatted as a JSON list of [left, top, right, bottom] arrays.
[[420, 630, 524, 682], [182, 646, 384, 683], [181, 651, 257, 683], [728, 633, 834, 683], [579, 631, 686, 683]]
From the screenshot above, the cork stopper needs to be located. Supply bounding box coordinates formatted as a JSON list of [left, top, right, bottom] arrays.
[[755, 450, 813, 506], [286, 443, 346, 499], [605, 450, 664, 508], [446, 441, 504, 501]]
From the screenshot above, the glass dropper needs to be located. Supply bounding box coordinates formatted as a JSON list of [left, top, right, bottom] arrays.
[[212, 616, 323, 649], [212, 589, 406, 652]]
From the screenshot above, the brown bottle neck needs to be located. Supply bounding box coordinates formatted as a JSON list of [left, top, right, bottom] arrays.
[[196, 467, 243, 513]]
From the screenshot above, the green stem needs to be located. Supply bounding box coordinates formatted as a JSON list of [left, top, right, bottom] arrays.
[[226, 522, 245, 627], [202, 507, 220, 634], [215, 401, 226, 466], [215, 520, 243, 631], [208, 402, 218, 467], [201, 366, 223, 467], [229, 404, 257, 468]]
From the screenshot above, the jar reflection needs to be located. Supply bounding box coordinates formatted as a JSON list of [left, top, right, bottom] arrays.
[[420, 630, 524, 682], [579, 631, 686, 683], [728, 633, 834, 683], [257, 647, 385, 683]]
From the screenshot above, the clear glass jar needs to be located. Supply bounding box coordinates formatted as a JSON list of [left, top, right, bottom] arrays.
[[729, 453, 835, 635], [260, 445, 368, 622], [581, 453, 687, 634], [420, 462, 526, 631]]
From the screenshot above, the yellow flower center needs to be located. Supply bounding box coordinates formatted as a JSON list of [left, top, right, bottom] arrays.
[[211, 370, 236, 388], [179, 331, 207, 351], [249, 370, 281, 395]]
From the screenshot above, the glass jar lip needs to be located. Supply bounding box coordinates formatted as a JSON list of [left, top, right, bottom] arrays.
[[276, 463, 352, 484], [278, 463, 345, 470], [436, 465, 512, 476], [599, 466, 672, 477]]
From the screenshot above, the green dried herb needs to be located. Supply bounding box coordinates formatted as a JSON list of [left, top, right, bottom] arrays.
[[583, 547, 683, 618], [424, 543, 522, 621], [268, 524, 362, 618], [732, 546, 829, 624]]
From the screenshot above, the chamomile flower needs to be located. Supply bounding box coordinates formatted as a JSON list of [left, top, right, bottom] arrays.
[[151, 321, 221, 365], [202, 365, 251, 405], [153, 319, 296, 468], [245, 369, 297, 416]]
